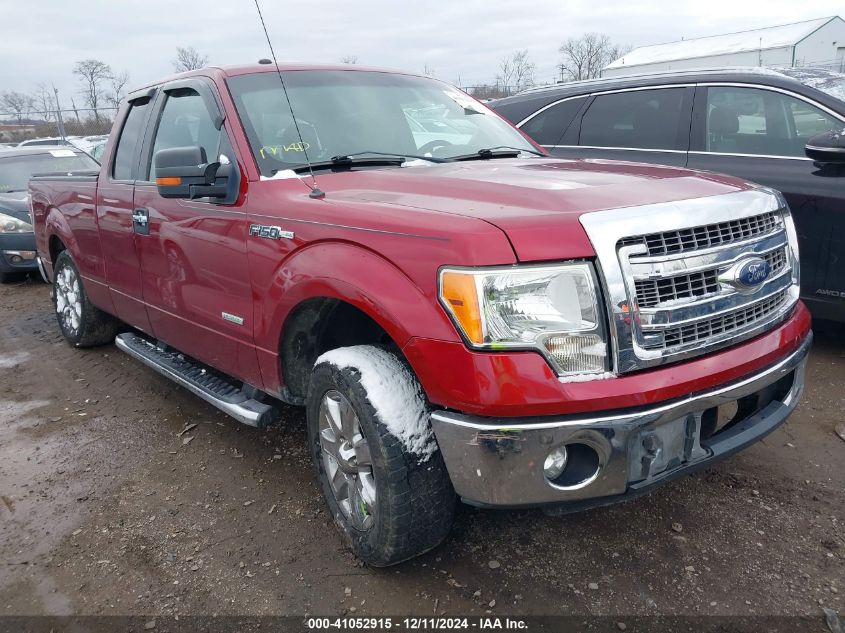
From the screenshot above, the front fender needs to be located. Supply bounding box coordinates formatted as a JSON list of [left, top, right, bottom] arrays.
[[258, 241, 460, 351], [254, 241, 463, 393]]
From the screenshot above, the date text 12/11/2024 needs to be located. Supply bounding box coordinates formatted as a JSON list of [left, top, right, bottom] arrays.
[[306, 617, 529, 630]]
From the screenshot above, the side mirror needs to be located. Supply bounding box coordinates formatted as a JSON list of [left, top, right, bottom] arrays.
[[805, 129, 845, 164], [154, 146, 229, 199]]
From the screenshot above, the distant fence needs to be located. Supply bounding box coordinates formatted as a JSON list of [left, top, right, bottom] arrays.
[[794, 58, 845, 73], [0, 107, 117, 143]]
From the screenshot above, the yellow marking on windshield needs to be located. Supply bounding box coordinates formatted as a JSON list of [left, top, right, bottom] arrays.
[[259, 142, 311, 159]]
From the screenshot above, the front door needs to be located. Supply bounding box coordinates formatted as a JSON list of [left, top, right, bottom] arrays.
[[133, 80, 260, 385], [97, 93, 155, 333], [687, 84, 845, 317]]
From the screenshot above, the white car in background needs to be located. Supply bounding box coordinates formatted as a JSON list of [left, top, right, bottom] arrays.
[[17, 137, 75, 148]]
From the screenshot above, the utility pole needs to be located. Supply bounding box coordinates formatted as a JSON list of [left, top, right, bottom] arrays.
[[52, 86, 67, 140]]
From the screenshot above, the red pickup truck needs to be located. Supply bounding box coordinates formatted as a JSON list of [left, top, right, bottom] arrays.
[[30, 63, 811, 566]]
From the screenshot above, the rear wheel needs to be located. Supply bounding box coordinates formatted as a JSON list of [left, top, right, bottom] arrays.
[[53, 250, 121, 347], [306, 345, 455, 566]]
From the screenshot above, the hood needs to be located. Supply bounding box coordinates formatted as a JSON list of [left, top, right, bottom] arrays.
[[0, 191, 31, 223], [320, 158, 755, 261]]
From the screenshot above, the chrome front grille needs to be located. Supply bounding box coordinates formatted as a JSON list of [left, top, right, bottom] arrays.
[[633, 245, 789, 308], [579, 189, 801, 373], [645, 289, 790, 349], [634, 269, 720, 308], [622, 211, 781, 256]]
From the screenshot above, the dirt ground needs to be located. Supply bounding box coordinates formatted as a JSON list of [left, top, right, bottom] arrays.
[[1, 277, 843, 621]]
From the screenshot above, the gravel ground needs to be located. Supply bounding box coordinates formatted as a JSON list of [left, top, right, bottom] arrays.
[[1, 278, 843, 620]]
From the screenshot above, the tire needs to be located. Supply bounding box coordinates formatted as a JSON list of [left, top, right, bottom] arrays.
[[52, 250, 121, 347], [306, 345, 455, 566]]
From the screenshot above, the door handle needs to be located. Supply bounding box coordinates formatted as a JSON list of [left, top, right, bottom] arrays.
[[132, 208, 149, 226], [132, 207, 150, 235]]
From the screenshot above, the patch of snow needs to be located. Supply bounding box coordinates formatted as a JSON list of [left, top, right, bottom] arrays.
[[775, 66, 845, 102], [607, 17, 833, 70], [259, 169, 302, 181], [0, 399, 50, 425], [316, 346, 437, 461], [582, 342, 607, 356], [0, 351, 31, 369], [558, 371, 616, 384]]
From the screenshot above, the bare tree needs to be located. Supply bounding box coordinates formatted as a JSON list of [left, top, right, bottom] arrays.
[[497, 50, 536, 95], [1, 91, 35, 124], [173, 46, 209, 72], [467, 84, 511, 100], [33, 84, 55, 122], [106, 70, 131, 109], [73, 59, 113, 123], [496, 56, 514, 95], [340, 55, 358, 64], [558, 33, 630, 82], [512, 50, 536, 93]]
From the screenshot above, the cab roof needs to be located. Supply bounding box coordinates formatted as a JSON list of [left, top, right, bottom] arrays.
[[129, 63, 429, 95]]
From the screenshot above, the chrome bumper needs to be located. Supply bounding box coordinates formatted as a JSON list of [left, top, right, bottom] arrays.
[[430, 334, 811, 509]]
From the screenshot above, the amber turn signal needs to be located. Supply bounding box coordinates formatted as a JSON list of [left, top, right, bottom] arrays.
[[440, 271, 483, 344], [156, 177, 182, 186]]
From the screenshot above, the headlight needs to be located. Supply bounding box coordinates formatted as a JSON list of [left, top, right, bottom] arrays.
[[439, 262, 610, 376], [0, 212, 32, 233]]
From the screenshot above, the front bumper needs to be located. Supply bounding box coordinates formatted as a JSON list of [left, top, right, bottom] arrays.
[[0, 232, 38, 273], [430, 332, 811, 509]]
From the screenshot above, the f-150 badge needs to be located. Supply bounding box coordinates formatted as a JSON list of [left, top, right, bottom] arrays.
[[249, 224, 294, 240]]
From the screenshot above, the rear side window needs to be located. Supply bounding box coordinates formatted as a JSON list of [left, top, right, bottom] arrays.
[[112, 97, 151, 181], [521, 97, 585, 146], [706, 86, 843, 157], [579, 88, 686, 150]]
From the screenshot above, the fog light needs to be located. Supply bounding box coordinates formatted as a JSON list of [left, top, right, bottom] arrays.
[[10, 255, 22, 264], [543, 446, 568, 480]]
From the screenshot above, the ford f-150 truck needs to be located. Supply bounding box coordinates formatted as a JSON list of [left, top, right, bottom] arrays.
[[30, 64, 812, 566]]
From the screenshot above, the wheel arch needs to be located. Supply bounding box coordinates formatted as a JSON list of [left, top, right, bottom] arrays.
[[263, 242, 460, 402]]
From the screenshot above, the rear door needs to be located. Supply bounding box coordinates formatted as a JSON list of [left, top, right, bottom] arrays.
[[132, 78, 260, 384], [687, 83, 845, 315], [96, 90, 155, 333]]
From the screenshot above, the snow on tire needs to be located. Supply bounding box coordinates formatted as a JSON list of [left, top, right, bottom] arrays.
[[52, 251, 121, 348], [306, 345, 455, 566]]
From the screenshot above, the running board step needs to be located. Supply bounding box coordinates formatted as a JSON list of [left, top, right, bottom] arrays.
[[114, 332, 279, 428]]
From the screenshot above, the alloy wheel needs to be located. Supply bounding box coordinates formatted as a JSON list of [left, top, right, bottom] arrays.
[[318, 390, 377, 531], [55, 264, 82, 336]]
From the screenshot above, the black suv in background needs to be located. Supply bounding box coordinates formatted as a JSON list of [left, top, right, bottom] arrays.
[[492, 68, 845, 322]]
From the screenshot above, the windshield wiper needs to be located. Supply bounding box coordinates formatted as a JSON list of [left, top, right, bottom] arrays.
[[285, 151, 446, 174], [445, 146, 546, 162], [289, 155, 405, 174], [336, 151, 446, 163]]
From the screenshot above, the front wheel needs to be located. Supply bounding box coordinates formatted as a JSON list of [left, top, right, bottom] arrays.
[[306, 345, 455, 566], [53, 250, 121, 347]]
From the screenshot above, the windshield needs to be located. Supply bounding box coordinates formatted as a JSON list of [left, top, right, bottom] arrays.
[[227, 70, 537, 176], [0, 150, 99, 193]]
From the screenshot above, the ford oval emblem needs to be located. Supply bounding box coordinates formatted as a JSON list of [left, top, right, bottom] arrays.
[[734, 257, 771, 292]]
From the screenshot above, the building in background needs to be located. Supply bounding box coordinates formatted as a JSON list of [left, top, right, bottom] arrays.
[[603, 16, 845, 77]]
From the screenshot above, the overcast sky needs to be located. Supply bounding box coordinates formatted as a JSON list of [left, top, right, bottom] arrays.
[[0, 0, 840, 111]]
